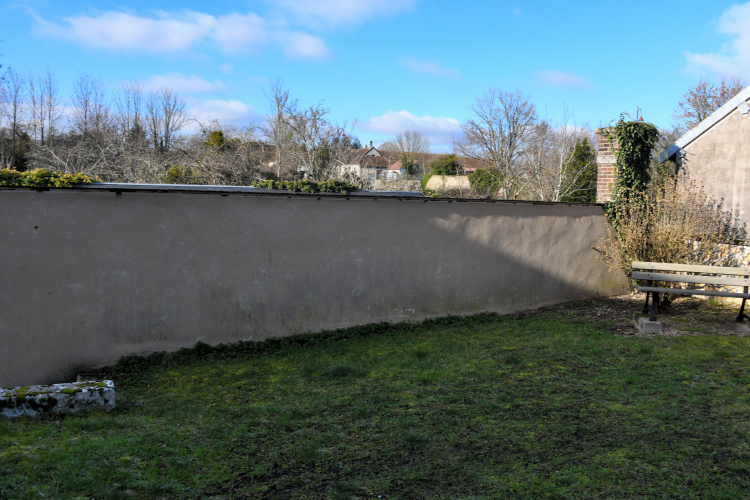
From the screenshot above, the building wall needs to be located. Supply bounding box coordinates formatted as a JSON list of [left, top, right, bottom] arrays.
[[680, 106, 750, 228], [0, 187, 627, 387]]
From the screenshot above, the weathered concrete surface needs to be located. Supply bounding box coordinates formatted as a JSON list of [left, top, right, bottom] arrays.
[[678, 104, 750, 228], [373, 179, 421, 192], [729, 321, 750, 335], [426, 175, 471, 192], [0, 187, 627, 387], [633, 313, 663, 334], [1, 380, 115, 418]]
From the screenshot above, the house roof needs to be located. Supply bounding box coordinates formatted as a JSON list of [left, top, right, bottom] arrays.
[[345, 147, 391, 168], [377, 150, 489, 171], [667, 84, 750, 159]]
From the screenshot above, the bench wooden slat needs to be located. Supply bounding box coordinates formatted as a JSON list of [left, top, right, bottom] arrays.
[[632, 261, 750, 276], [631, 271, 750, 287], [635, 286, 750, 299]]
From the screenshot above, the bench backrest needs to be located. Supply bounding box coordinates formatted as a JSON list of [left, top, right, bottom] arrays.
[[632, 261, 750, 287]]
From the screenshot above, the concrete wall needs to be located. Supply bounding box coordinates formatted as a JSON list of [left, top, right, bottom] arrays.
[[680, 105, 750, 228], [0, 186, 627, 387], [373, 179, 421, 192], [426, 175, 471, 192]]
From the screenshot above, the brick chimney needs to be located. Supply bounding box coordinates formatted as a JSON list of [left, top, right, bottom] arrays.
[[596, 128, 619, 203]]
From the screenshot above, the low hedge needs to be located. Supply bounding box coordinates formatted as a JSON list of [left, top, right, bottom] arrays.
[[0, 169, 93, 188], [250, 179, 358, 194]]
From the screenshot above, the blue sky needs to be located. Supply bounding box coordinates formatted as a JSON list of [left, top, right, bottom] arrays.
[[3, 0, 750, 151]]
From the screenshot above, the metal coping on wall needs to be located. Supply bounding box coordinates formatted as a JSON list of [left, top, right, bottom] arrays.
[[0, 183, 605, 207]]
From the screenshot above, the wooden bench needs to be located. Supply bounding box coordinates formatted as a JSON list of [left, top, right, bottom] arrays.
[[632, 261, 750, 330]]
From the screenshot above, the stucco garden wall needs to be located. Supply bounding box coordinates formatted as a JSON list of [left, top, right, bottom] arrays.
[[0, 186, 627, 387]]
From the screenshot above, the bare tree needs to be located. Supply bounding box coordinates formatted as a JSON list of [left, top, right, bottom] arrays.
[[283, 99, 337, 179], [456, 88, 537, 200], [70, 73, 110, 142], [115, 80, 146, 142], [261, 79, 294, 179], [259, 86, 364, 183], [527, 109, 597, 202], [673, 77, 745, 129], [0, 67, 26, 169], [389, 130, 431, 158], [28, 67, 62, 146], [145, 87, 187, 152], [383, 129, 431, 174], [176, 120, 273, 185]]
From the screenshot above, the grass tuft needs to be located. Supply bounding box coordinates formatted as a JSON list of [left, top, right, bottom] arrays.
[[321, 363, 360, 379]]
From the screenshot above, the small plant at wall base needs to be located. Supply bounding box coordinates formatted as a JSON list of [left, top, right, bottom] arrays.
[[0, 168, 93, 188]]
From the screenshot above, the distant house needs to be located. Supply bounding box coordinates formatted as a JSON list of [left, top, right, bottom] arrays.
[[341, 141, 395, 180], [665, 85, 750, 227], [337, 142, 488, 182]]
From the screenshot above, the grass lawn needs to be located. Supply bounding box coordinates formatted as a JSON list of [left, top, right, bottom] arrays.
[[2, 300, 750, 499]]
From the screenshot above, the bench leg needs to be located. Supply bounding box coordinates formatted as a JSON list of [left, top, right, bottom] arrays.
[[649, 292, 659, 322], [737, 287, 750, 322], [643, 280, 659, 322]]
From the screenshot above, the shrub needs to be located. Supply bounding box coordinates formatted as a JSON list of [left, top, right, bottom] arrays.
[[0, 168, 93, 188], [597, 175, 746, 310], [468, 168, 500, 197], [420, 173, 433, 192], [251, 179, 358, 194], [428, 154, 460, 175], [161, 165, 203, 185]]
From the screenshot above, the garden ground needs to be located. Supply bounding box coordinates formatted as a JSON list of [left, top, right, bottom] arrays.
[[2, 294, 750, 499]]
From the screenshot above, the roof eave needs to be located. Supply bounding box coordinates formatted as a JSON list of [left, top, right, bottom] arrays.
[[667, 84, 750, 159]]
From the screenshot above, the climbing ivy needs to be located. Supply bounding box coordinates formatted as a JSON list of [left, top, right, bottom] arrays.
[[600, 115, 659, 197]]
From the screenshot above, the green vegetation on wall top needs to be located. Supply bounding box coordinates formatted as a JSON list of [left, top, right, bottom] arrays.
[[0, 168, 93, 188], [250, 179, 359, 194]]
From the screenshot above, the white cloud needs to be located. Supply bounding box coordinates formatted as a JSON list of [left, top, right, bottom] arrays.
[[274, 0, 417, 29], [219, 64, 234, 75], [398, 58, 462, 80], [141, 73, 226, 94], [534, 69, 593, 89], [278, 31, 333, 60], [684, 2, 750, 80], [186, 98, 265, 129], [359, 110, 462, 148], [29, 9, 331, 60]]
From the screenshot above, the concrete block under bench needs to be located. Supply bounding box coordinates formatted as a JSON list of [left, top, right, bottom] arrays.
[[633, 313, 663, 334], [729, 321, 750, 335], [1, 380, 115, 419]]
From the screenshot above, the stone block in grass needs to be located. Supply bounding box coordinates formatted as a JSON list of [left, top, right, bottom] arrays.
[[1, 380, 115, 418]]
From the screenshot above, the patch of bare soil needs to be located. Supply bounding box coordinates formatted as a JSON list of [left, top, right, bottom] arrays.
[[536, 293, 750, 338]]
